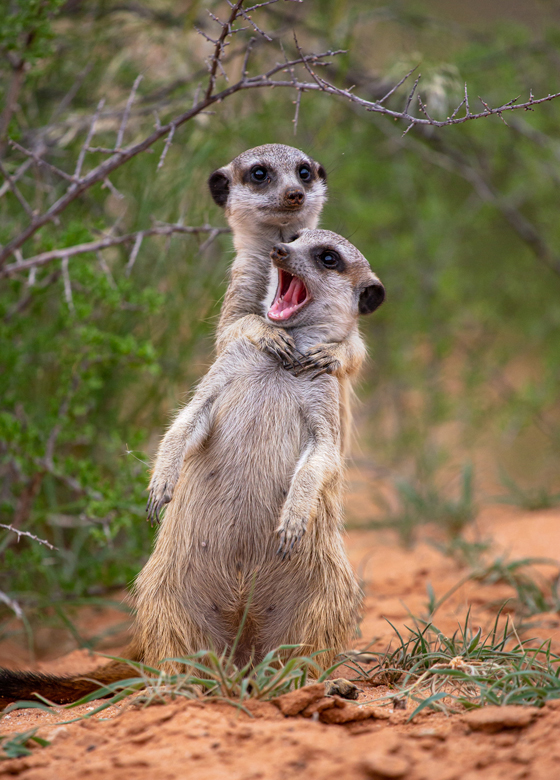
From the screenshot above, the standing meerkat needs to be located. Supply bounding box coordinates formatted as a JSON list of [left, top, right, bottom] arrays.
[[0, 229, 384, 706], [208, 144, 368, 458], [139, 228, 385, 672]]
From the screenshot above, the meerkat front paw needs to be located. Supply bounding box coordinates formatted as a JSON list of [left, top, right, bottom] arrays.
[[296, 344, 342, 379], [253, 328, 303, 372], [276, 514, 308, 559], [146, 475, 175, 525]]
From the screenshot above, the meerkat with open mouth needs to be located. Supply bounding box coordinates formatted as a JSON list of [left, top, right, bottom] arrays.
[[0, 229, 383, 706], [209, 145, 368, 437], [139, 228, 385, 672]]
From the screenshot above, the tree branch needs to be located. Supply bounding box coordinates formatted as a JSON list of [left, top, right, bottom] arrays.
[[0, 524, 57, 551], [2, 0, 560, 273], [0, 223, 230, 278]]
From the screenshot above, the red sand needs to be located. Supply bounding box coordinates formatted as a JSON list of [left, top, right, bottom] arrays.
[[2, 502, 560, 779]]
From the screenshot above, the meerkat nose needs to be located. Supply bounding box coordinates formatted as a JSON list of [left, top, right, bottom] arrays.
[[284, 188, 304, 207], [271, 245, 289, 260]]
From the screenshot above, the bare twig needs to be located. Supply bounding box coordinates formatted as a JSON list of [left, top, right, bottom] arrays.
[[0, 159, 34, 217], [74, 98, 105, 181], [1, 223, 230, 277], [0, 157, 32, 198], [8, 140, 76, 182], [205, 0, 246, 100], [230, 0, 273, 41], [403, 76, 421, 115], [115, 74, 143, 150], [157, 124, 176, 171], [464, 83, 471, 117], [378, 65, 418, 105], [125, 231, 143, 276], [417, 93, 434, 122], [102, 177, 124, 199], [242, 36, 257, 77], [0, 524, 58, 551], [292, 88, 302, 135], [61, 255, 75, 312]]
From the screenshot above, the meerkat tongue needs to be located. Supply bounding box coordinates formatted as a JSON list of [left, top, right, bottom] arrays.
[[268, 269, 308, 321]]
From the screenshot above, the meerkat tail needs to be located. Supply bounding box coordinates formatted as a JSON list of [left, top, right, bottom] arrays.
[[0, 653, 142, 708]]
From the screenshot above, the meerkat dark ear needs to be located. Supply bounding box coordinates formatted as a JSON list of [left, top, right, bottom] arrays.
[[359, 280, 385, 315], [317, 164, 327, 182], [208, 169, 230, 207]]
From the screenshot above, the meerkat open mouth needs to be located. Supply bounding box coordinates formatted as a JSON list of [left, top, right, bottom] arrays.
[[268, 269, 309, 321]]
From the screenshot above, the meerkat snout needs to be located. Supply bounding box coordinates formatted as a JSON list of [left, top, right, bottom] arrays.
[[283, 188, 305, 209], [270, 244, 290, 261]]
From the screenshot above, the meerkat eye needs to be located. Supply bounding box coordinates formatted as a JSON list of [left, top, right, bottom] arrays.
[[318, 249, 341, 270], [250, 166, 268, 183], [298, 164, 311, 182]]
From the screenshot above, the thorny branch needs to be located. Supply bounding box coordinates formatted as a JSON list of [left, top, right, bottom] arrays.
[[0, 524, 58, 551], [0, 223, 230, 278], [0, 53, 344, 267], [2, 0, 560, 270]]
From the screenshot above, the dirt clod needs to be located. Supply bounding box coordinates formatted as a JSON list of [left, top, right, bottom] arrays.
[[301, 696, 336, 717], [320, 702, 381, 724], [462, 706, 540, 732], [272, 683, 326, 716]]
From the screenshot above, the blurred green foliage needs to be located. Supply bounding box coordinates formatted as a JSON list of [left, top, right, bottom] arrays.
[[1, 0, 560, 647]]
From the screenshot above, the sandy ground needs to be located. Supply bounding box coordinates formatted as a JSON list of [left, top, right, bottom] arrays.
[[2, 502, 560, 779]]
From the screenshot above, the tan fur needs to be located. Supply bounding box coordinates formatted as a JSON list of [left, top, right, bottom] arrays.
[[0, 230, 384, 708], [140, 229, 385, 673], [208, 144, 367, 454]]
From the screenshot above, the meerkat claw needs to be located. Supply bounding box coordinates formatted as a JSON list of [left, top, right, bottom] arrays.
[[310, 367, 330, 380], [294, 346, 340, 378], [146, 481, 173, 525]]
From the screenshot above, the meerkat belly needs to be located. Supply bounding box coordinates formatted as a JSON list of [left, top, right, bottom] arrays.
[[177, 361, 305, 565], [161, 363, 310, 655]]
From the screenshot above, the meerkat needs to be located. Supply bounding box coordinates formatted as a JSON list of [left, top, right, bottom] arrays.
[[0, 229, 384, 707], [208, 144, 368, 455], [137, 228, 385, 672], [142, 144, 367, 519]]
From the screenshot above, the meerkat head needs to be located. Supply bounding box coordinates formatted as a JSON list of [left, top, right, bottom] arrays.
[[265, 228, 384, 340], [208, 144, 327, 242]]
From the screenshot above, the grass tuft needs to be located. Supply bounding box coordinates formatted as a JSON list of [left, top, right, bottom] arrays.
[[495, 469, 560, 512], [0, 729, 50, 760], [345, 610, 560, 717]]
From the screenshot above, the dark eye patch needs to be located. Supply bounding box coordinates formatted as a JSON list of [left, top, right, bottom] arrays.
[[246, 164, 271, 184], [316, 248, 344, 271], [298, 163, 313, 183]]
